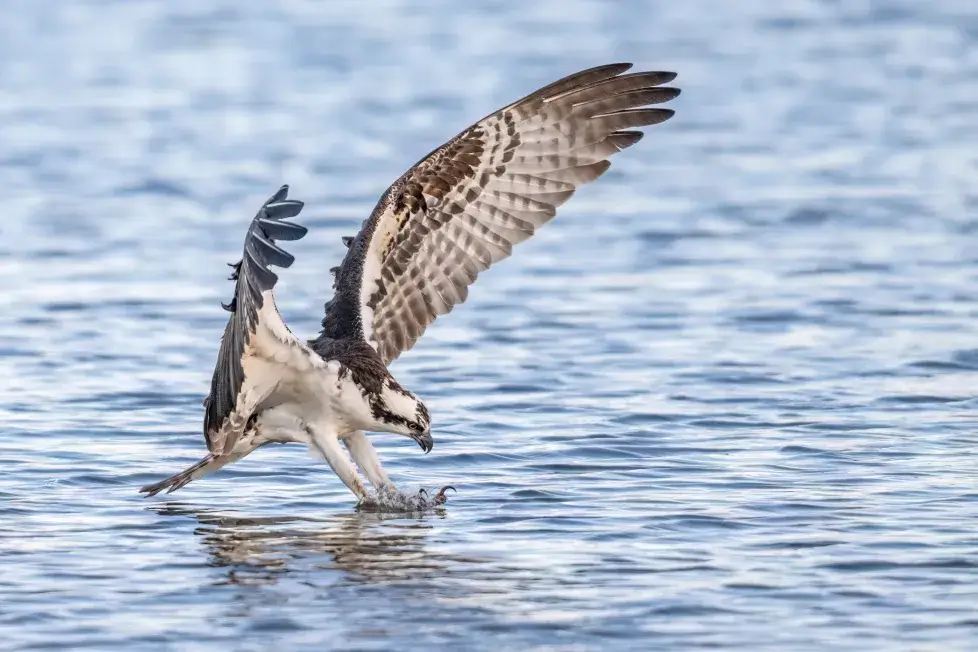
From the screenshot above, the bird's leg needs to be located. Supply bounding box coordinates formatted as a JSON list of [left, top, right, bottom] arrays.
[[310, 430, 368, 501], [343, 430, 392, 491], [342, 431, 454, 511]]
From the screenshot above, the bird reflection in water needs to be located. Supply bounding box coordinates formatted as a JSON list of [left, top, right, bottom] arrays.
[[150, 503, 482, 588]]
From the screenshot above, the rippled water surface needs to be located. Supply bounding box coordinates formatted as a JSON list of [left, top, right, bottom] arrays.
[[3, 1, 978, 650]]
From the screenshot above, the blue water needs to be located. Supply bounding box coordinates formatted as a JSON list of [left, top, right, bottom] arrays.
[[2, 1, 978, 649]]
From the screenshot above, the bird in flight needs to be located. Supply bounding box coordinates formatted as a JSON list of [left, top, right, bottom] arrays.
[[140, 63, 680, 510]]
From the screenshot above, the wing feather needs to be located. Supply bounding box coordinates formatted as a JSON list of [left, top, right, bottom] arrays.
[[319, 63, 680, 364], [204, 186, 322, 454]]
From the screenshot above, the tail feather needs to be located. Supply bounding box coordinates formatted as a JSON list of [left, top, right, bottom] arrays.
[[139, 454, 231, 497]]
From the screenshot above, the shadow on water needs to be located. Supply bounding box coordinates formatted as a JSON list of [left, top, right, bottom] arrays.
[[149, 503, 493, 588]]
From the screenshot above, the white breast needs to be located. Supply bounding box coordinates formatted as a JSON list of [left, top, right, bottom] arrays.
[[243, 356, 375, 448]]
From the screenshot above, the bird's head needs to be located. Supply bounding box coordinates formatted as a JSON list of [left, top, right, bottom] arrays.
[[369, 377, 432, 452]]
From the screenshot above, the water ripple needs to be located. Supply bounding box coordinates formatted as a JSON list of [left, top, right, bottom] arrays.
[[2, 0, 978, 650]]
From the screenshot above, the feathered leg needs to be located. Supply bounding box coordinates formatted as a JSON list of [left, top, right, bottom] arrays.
[[343, 430, 455, 509], [343, 430, 392, 490], [311, 431, 370, 500]]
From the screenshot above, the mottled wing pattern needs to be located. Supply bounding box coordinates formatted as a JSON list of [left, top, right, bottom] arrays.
[[321, 63, 679, 365], [204, 186, 313, 454]]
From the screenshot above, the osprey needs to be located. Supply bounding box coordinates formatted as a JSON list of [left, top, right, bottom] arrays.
[[140, 63, 680, 509]]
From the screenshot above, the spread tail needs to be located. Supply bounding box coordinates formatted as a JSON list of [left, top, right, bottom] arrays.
[[139, 454, 232, 497]]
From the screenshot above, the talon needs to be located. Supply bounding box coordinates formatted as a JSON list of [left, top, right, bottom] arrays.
[[434, 485, 456, 505]]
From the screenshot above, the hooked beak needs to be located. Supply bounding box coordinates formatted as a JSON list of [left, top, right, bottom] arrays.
[[411, 431, 433, 454]]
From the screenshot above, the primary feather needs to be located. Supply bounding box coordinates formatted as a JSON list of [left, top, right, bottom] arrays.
[[203, 186, 310, 454]]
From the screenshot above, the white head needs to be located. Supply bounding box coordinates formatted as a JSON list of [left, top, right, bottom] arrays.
[[367, 377, 432, 452]]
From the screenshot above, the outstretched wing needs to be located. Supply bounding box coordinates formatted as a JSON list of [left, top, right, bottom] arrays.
[[203, 186, 319, 455], [319, 63, 679, 365]]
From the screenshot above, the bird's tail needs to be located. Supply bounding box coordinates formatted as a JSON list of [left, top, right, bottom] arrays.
[[139, 454, 232, 497]]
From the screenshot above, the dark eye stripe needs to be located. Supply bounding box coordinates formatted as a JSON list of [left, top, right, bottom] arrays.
[[378, 408, 409, 428]]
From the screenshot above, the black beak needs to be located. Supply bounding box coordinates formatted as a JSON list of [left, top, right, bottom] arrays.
[[412, 431, 433, 454]]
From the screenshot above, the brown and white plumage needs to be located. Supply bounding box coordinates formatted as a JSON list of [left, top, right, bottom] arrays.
[[319, 63, 679, 364], [142, 63, 679, 506], [202, 187, 315, 456]]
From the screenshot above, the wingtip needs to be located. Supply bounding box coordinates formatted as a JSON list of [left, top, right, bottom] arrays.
[[575, 62, 635, 82], [658, 71, 678, 85], [657, 87, 682, 102], [256, 216, 307, 241], [268, 184, 289, 204], [609, 130, 645, 150], [263, 199, 304, 220]]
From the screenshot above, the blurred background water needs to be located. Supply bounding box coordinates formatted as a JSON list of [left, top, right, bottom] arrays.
[[1, 0, 977, 650]]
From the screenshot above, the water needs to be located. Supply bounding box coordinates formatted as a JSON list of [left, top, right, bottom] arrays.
[[2, 0, 977, 649]]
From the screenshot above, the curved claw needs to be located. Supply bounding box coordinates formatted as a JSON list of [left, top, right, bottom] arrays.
[[433, 485, 457, 505]]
